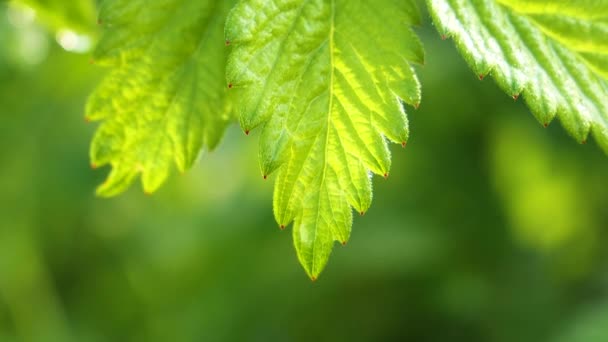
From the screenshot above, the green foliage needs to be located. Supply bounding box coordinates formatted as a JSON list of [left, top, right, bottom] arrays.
[[11, 0, 96, 33], [427, 0, 608, 152], [87, 0, 235, 196], [84, 0, 608, 278], [225, 0, 423, 279], [4, 2, 608, 340]]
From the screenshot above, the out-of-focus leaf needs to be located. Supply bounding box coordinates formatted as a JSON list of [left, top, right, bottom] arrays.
[[11, 0, 96, 33]]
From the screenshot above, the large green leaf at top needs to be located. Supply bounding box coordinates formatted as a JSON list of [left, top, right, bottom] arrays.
[[87, 0, 235, 196], [226, 0, 423, 279], [428, 0, 608, 152]]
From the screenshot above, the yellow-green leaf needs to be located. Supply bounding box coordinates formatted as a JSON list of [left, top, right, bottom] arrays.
[[87, 0, 235, 196], [226, 0, 423, 279]]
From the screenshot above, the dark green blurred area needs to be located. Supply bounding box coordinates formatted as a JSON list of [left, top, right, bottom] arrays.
[[1, 1, 608, 341]]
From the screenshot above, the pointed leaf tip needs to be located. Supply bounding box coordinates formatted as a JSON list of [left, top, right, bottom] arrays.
[[228, 0, 422, 278]]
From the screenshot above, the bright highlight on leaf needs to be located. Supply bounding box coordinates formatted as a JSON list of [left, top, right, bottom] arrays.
[[428, 0, 608, 152], [86, 0, 235, 196], [226, 0, 423, 279]]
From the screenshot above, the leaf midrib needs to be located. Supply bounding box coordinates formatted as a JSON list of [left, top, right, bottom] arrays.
[[310, 0, 337, 276]]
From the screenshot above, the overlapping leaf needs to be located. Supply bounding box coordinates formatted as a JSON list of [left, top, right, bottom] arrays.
[[87, 0, 235, 196], [226, 0, 423, 278], [428, 0, 608, 152]]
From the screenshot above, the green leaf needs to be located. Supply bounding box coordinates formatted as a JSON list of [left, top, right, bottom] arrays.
[[226, 0, 423, 279], [427, 0, 608, 153], [11, 0, 97, 34], [87, 0, 235, 196]]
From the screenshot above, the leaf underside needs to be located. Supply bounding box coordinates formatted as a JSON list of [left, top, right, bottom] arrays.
[[87, 0, 235, 196], [428, 0, 608, 153], [226, 0, 423, 279]]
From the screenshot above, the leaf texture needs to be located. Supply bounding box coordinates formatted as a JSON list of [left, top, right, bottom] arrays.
[[226, 0, 423, 278], [428, 0, 608, 152], [87, 0, 235, 196]]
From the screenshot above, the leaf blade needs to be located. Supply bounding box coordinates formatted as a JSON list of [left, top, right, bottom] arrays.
[[226, 0, 423, 278], [87, 0, 236, 196], [428, 0, 608, 152]]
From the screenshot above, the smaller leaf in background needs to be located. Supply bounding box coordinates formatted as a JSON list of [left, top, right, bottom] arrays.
[[428, 0, 608, 153], [490, 116, 603, 278], [226, 0, 423, 279], [87, 0, 236, 196], [10, 0, 97, 34]]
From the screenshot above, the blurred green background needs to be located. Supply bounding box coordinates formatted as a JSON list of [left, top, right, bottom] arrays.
[[1, 1, 607, 341]]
